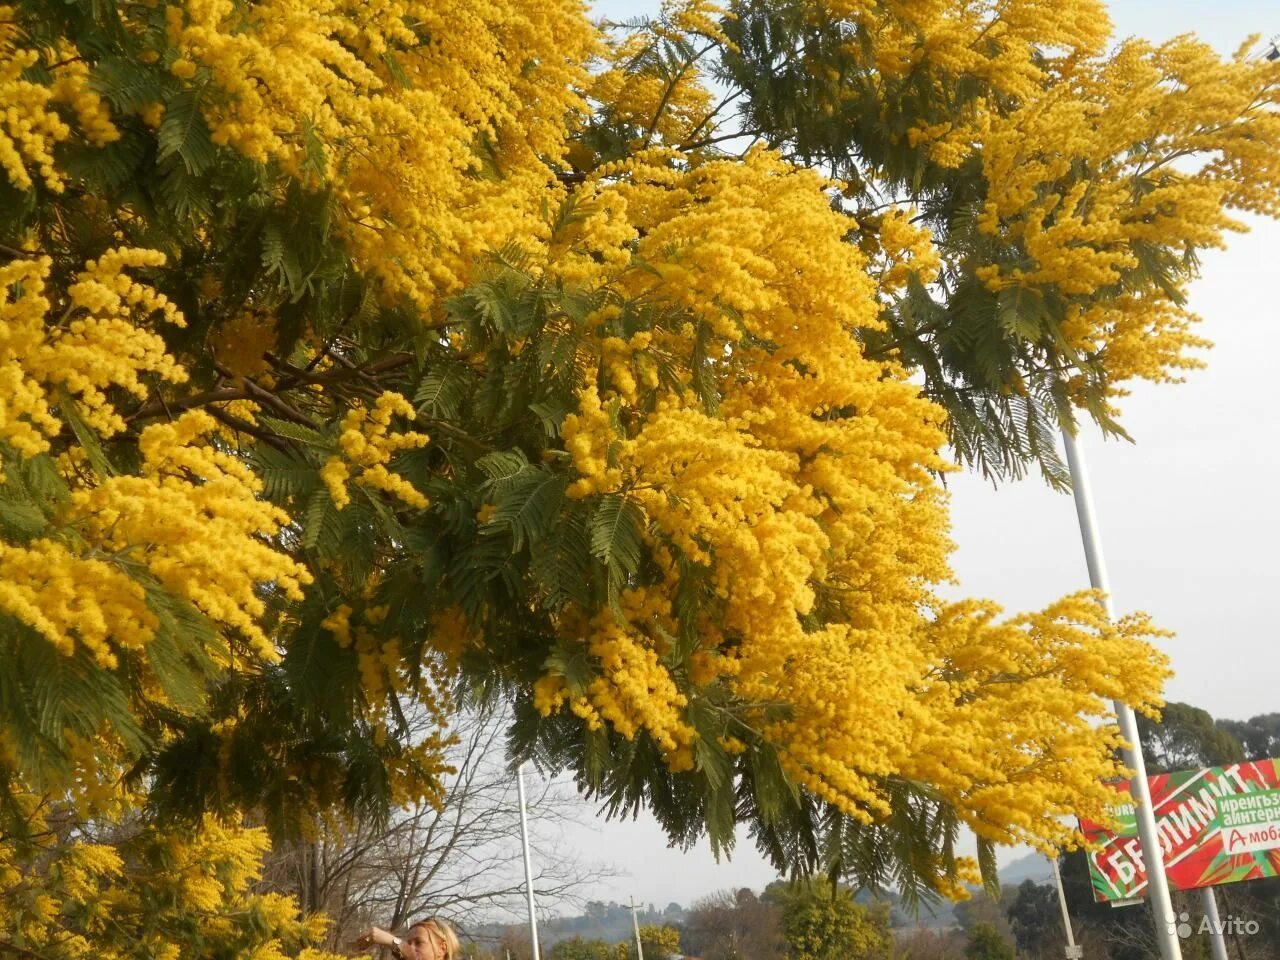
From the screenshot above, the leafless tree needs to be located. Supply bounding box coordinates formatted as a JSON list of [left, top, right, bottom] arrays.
[[890, 928, 965, 960], [262, 704, 616, 948], [681, 889, 785, 960]]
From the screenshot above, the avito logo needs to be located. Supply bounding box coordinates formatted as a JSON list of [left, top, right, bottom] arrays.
[[1171, 910, 1261, 939]]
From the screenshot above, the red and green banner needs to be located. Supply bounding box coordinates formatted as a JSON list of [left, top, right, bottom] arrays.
[[1080, 759, 1280, 902]]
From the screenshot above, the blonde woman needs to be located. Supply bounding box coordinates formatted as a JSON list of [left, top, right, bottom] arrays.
[[356, 917, 461, 960]]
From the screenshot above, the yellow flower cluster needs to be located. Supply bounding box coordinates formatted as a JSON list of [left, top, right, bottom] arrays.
[[527, 146, 1168, 846], [164, 0, 596, 309], [0, 15, 70, 192], [590, 34, 714, 148], [765, 0, 1274, 399], [0, 252, 187, 461], [319, 596, 454, 803], [0, 539, 158, 669], [0, 790, 344, 959], [0, 258, 64, 457], [971, 34, 1277, 392], [321, 391, 429, 510], [907, 594, 1170, 851], [562, 386, 625, 499], [68, 411, 312, 661], [426, 605, 483, 669], [661, 0, 736, 47], [0, 17, 123, 192], [872, 207, 943, 293], [321, 602, 400, 700], [209, 308, 278, 378], [47, 52, 120, 149], [585, 608, 695, 766], [824, 0, 1112, 160]]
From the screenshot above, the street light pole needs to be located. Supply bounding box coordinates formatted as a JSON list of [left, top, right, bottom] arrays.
[[516, 763, 542, 960], [1051, 857, 1084, 959], [1061, 428, 1182, 960], [1200, 888, 1230, 960], [631, 898, 646, 960]]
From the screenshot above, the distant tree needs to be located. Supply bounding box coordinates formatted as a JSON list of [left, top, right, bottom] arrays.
[[500, 930, 535, 960], [628, 923, 681, 960], [963, 924, 1014, 960], [550, 936, 620, 960], [683, 889, 785, 960], [1138, 702, 1245, 773], [1219, 713, 1280, 763], [764, 880, 891, 960], [891, 928, 965, 960], [1004, 880, 1061, 960], [952, 891, 1014, 943]]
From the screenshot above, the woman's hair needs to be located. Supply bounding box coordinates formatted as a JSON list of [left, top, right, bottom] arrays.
[[410, 917, 460, 960]]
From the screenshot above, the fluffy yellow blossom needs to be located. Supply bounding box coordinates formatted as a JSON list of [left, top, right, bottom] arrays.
[[874, 207, 942, 291], [164, 0, 597, 309], [0, 789, 344, 960], [0, 252, 187, 461], [0, 17, 71, 191], [562, 386, 626, 499], [0, 540, 158, 669], [967, 33, 1277, 393], [68, 411, 312, 661], [583, 608, 694, 763], [528, 147, 1168, 848], [590, 31, 715, 148], [322, 392, 430, 510], [47, 54, 119, 148], [209, 308, 277, 377]]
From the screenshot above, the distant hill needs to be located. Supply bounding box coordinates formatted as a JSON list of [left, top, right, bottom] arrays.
[[998, 852, 1056, 887]]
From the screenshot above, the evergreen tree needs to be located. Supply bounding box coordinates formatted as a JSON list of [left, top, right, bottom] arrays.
[[1, 2, 1277, 955], [963, 923, 1014, 960]]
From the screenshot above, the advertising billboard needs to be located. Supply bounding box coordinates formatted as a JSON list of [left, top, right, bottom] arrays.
[[1079, 758, 1280, 902]]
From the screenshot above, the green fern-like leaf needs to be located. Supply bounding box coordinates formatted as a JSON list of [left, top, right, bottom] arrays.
[[485, 470, 566, 552], [91, 57, 168, 113], [158, 87, 216, 175], [414, 368, 467, 420], [590, 494, 643, 577]]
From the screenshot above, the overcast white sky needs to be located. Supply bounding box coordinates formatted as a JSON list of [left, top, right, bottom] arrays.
[[517, 0, 1280, 914]]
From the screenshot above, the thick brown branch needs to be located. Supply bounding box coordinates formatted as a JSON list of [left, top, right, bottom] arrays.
[[207, 408, 293, 454], [130, 352, 418, 426], [268, 351, 417, 391], [128, 387, 250, 422], [0, 941, 55, 960], [212, 362, 321, 429]]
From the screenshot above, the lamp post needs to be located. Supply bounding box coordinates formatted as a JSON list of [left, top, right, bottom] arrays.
[[1061, 428, 1182, 960], [1051, 856, 1084, 960], [631, 898, 646, 960], [516, 763, 542, 960]]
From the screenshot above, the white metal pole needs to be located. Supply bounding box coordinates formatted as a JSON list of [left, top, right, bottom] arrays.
[[1061, 428, 1182, 960], [1051, 857, 1084, 959], [1199, 888, 1230, 960], [516, 763, 542, 960], [631, 898, 645, 960]]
